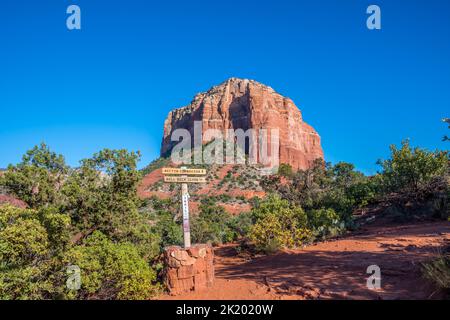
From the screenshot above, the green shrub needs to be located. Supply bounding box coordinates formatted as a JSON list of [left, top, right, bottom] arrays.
[[345, 175, 381, 208], [307, 208, 344, 239], [278, 164, 293, 177], [266, 160, 378, 222], [307, 208, 339, 229], [0, 145, 164, 300], [0, 143, 67, 208], [0, 207, 49, 267], [0, 205, 69, 299], [377, 140, 448, 193], [152, 210, 183, 248], [191, 202, 235, 245], [64, 231, 160, 300], [319, 162, 380, 220], [228, 211, 253, 238], [61, 149, 142, 237], [248, 195, 311, 253], [250, 194, 303, 223], [249, 212, 312, 253]]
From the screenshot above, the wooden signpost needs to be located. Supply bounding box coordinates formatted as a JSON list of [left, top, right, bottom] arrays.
[[162, 167, 207, 249]]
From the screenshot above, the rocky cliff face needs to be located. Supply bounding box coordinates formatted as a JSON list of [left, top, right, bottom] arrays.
[[161, 78, 323, 170]]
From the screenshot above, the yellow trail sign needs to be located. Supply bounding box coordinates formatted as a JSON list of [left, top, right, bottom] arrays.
[[164, 176, 206, 184], [162, 168, 207, 176], [162, 167, 207, 249]]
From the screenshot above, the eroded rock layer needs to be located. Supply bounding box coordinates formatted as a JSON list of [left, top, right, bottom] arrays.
[[161, 78, 323, 170]]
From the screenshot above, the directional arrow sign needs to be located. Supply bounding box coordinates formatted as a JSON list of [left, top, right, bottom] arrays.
[[164, 176, 206, 183], [162, 168, 207, 176]]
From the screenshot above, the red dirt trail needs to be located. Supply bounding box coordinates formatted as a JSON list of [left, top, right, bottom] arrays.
[[160, 221, 450, 300]]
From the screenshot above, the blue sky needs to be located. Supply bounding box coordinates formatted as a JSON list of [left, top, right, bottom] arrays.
[[0, 0, 449, 174]]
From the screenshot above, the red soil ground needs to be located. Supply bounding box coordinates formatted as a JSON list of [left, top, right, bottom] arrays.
[[137, 165, 264, 214], [159, 221, 450, 300], [0, 194, 27, 209]]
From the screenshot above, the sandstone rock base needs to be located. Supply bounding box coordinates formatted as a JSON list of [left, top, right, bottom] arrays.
[[163, 244, 214, 295]]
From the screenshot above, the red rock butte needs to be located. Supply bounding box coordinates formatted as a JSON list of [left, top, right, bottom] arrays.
[[161, 78, 324, 171]]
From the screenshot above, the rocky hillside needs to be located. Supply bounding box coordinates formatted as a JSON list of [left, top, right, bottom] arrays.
[[161, 78, 323, 171], [140, 78, 324, 214], [138, 161, 266, 215]]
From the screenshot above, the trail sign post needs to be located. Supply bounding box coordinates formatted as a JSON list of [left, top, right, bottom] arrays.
[[162, 167, 207, 249], [164, 176, 206, 183], [162, 168, 206, 175]]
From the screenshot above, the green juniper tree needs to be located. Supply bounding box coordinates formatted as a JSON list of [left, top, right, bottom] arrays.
[[0, 145, 161, 300], [0, 143, 68, 208]]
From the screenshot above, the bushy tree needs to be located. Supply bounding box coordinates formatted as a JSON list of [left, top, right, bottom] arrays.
[[377, 140, 448, 193], [248, 195, 311, 253], [61, 149, 160, 259], [307, 208, 339, 230], [62, 149, 141, 233], [0, 204, 160, 300], [63, 231, 159, 300], [0, 205, 70, 299], [228, 211, 254, 239], [154, 211, 183, 248], [307, 208, 344, 239], [345, 175, 382, 208], [191, 200, 235, 245], [0, 145, 163, 300], [290, 159, 331, 208], [147, 198, 183, 248], [0, 143, 67, 208], [267, 160, 379, 222], [277, 163, 293, 177]]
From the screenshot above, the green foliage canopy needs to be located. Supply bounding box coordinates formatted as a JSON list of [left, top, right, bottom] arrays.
[[377, 140, 448, 193]]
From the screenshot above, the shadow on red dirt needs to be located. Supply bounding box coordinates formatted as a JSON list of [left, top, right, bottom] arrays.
[[160, 221, 450, 300]]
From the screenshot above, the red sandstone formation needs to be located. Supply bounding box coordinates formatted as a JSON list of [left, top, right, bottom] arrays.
[[161, 78, 323, 170]]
